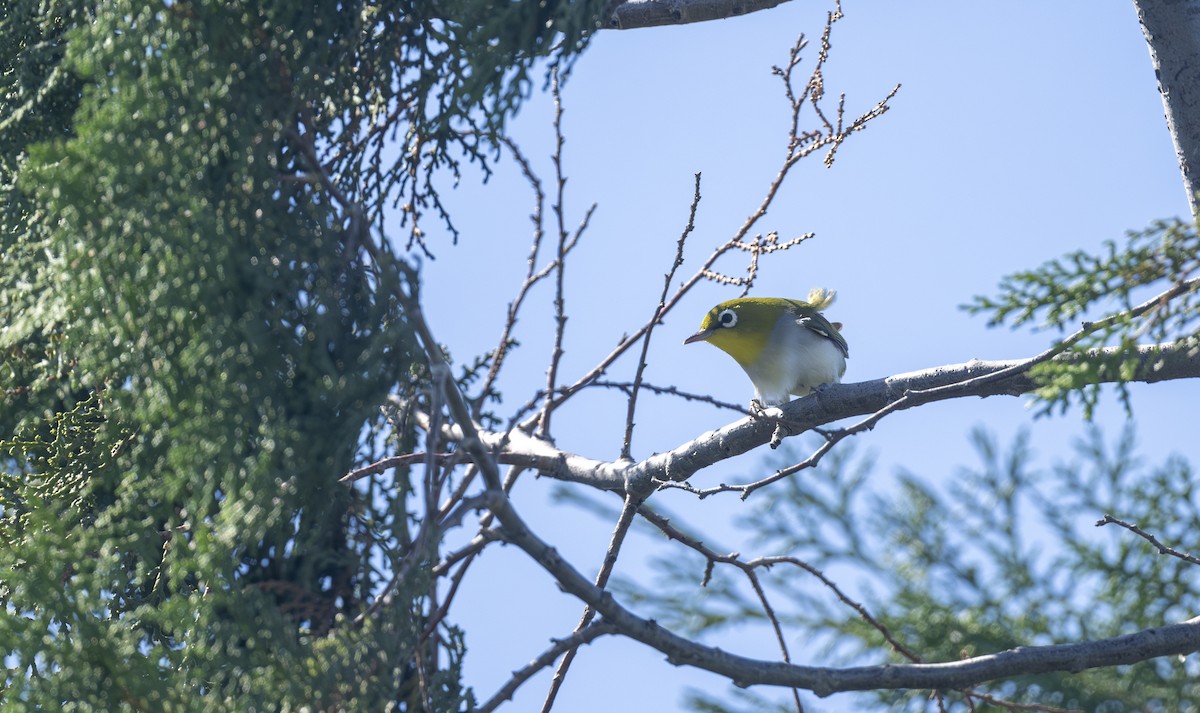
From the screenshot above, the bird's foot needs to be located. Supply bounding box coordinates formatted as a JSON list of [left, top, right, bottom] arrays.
[[750, 399, 785, 420], [749, 400, 792, 449]]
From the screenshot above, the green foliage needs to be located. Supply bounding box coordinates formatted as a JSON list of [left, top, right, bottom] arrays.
[[967, 219, 1200, 416], [625, 431, 1200, 712], [1, 0, 604, 708]]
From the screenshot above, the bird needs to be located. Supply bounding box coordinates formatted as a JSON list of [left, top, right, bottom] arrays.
[[683, 289, 848, 407]]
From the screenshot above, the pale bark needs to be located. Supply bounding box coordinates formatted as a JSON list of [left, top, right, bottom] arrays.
[[1133, 0, 1200, 215], [490, 486, 1200, 696], [448, 340, 1200, 497], [605, 0, 794, 29]]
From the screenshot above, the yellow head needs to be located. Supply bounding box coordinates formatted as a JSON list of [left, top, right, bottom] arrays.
[[684, 293, 849, 404], [683, 298, 784, 366]]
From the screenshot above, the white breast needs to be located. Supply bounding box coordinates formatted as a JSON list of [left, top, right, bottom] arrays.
[[743, 316, 846, 405]]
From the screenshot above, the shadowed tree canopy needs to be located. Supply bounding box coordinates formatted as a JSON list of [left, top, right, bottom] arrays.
[[1, 0, 602, 709]]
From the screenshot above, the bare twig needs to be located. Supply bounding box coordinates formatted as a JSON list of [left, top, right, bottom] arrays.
[[437, 463, 482, 521], [386, 269, 548, 651], [477, 621, 620, 713], [422, 472, 524, 642], [621, 173, 702, 459], [540, 493, 643, 711], [396, 264, 503, 490], [350, 493, 440, 628], [340, 452, 451, 484], [422, 541, 485, 644], [748, 567, 806, 712], [658, 420, 846, 499], [1096, 514, 1200, 566], [432, 528, 504, 578], [718, 230, 815, 296], [540, 69, 574, 438], [638, 506, 921, 663], [351, 375, 453, 628], [475, 136, 594, 412], [593, 380, 754, 415], [476, 136, 547, 404], [961, 691, 1082, 713]]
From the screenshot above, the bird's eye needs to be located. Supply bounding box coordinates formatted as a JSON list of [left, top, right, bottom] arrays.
[[718, 309, 737, 328]]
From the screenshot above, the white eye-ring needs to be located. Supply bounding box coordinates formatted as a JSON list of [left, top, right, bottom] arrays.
[[718, 309, 737, 328]]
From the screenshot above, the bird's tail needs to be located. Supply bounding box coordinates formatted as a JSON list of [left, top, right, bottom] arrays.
[[806, 287, 836, 311]]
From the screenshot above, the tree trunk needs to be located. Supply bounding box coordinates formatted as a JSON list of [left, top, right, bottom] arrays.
[[1132, 0, 1200, 217]]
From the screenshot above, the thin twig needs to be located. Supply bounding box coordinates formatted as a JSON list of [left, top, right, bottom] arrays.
[[432, 528, 504, 578], [422, 548, 480, 644], [518, 23, 898, 432], [351, 496, 440, 627], [437, 463, 480, 521], [473, 137, 594, 412], [396, 262, 503, 489], [638, 506, 921, 663], [592, 380, 753, 415], [621, 172, 702, 459], [352, 380, 452, 628], [962, 691, 1082, 713], [340, 451, 450, 483], [1097, 514, 1200, 566], [743, 566, 805, 712], [540, 68, 572, 438], [540, 493, 643, 711], [425, 471, 524, 635], [477, 621, 620, 713], [476, 136, 548, 405]]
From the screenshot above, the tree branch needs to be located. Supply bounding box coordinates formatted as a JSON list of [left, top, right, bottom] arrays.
[[485, 488, 1200, 697], [621, 172, 701, 459], [606, 0, 795, 30], [539, 69, 575, 438], [451, 340, 1200, 496], [540, 493, 643, 711], [1096, 514, 1200, 566], [477, 621, 620, 713], [1132, 0, 1200, 216], [389, 262, 1200, 703]]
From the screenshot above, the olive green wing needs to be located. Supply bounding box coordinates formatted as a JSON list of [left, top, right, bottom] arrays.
[[783, 298, 849, 358]]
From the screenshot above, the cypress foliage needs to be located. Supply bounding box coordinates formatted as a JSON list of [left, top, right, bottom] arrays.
[[1, 1, 604, 709]]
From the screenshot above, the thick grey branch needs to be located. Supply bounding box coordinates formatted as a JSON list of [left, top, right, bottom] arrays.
[[606, 0, 794, 29], [397, 268, 1200, 699], [1133, 0, 1200, 215], [472, 341, 1200, 495], [486, 488, 1200, 696]]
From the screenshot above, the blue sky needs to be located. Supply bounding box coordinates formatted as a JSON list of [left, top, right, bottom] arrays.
[[414, 2, 1197, 710]]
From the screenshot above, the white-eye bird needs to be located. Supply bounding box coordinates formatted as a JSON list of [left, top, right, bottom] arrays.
[[684, 289, 848, 406]]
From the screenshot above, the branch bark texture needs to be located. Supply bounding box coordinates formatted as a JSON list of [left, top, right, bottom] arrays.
[[489, 487, 1200, 696], [404, 268, 1200, 699], [470, 341, 1200, 496], [1133, 0, 1200, 215], [606, 0, 794, 29]]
